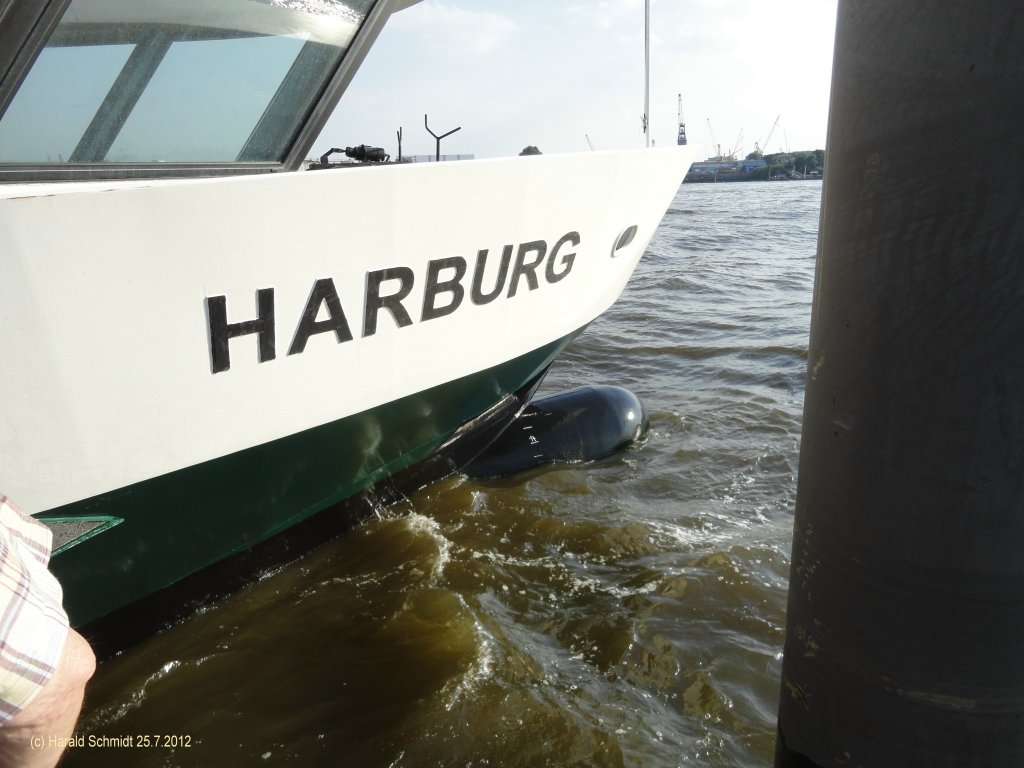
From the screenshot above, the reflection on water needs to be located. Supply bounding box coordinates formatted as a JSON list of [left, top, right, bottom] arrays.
[[66, 181, 820, 768]]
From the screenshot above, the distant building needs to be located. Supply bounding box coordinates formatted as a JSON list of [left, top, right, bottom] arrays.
[[685, 157, 766, 182], [407, 154, 475, 162], [736, 158, 767, 173]]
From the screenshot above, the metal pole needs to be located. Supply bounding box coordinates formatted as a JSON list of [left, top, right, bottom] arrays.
[[424, 114, 460, 162], [776, 2, 1024, 766], [643, 0, 650, 148]]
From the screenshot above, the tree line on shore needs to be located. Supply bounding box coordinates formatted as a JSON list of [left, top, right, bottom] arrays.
[[746, 148, 825, 179]]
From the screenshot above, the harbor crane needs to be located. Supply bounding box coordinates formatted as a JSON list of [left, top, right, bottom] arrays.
[[755, 114, 781, 156], [706, 118, 720, 160], [677, 94, 687, 145], [728, 128, 744, 160]]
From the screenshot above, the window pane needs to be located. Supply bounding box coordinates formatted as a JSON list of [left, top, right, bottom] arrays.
[[0, 0, 375, 165], [0, 45, 133, 163], [106, 36, 305, 162]]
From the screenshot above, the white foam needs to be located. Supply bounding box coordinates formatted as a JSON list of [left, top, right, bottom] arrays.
[[404, 512, 452, 585]]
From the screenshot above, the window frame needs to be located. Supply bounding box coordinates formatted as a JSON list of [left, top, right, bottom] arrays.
[[0, 0, 401, 182]]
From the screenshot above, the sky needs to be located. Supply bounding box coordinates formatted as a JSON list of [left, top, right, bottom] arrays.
[[316, 0, 839, 160]]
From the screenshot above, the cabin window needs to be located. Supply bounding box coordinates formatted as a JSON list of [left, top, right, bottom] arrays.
[[0, 0, 375, 165]]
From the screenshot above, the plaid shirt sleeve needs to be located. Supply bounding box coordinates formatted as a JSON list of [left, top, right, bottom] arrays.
[[0, 495, 69, 723]]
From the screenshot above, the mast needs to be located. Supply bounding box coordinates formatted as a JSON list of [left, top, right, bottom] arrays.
[[643, 0, 650, 147]]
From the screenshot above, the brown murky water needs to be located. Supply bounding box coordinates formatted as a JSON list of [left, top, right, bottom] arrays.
[[65, 181, 820, 767]]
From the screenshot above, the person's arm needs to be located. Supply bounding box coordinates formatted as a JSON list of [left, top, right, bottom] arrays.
[[0, 497, 95, 768], [0, 630, 95, 768]]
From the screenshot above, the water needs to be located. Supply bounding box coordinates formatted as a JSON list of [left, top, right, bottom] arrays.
[[65, 180, 821, 768]]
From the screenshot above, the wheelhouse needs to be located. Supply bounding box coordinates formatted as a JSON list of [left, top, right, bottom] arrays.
[[0, 0, 417, 181]]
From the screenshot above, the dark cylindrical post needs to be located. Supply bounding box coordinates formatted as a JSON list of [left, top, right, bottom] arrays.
[[776, 3, 1024, 767]]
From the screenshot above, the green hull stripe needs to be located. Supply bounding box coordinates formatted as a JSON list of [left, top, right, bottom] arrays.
[[46, 332, 577, 625]]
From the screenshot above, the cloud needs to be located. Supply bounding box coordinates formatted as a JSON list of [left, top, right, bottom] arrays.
[[567, 0, 644, 30], [390, 1, 519, 56]]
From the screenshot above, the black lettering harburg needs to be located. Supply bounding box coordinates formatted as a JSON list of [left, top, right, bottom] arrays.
[[206, 232, 580, 373]]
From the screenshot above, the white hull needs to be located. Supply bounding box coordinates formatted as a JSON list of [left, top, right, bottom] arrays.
[[1, 147, 694, 514]]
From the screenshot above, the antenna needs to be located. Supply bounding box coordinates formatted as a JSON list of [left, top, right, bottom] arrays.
[[396, 126, 403, 162], [424, 114, 461, 162]]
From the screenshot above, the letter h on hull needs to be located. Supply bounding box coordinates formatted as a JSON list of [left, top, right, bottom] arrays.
[[206, 289, 276, 373]]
